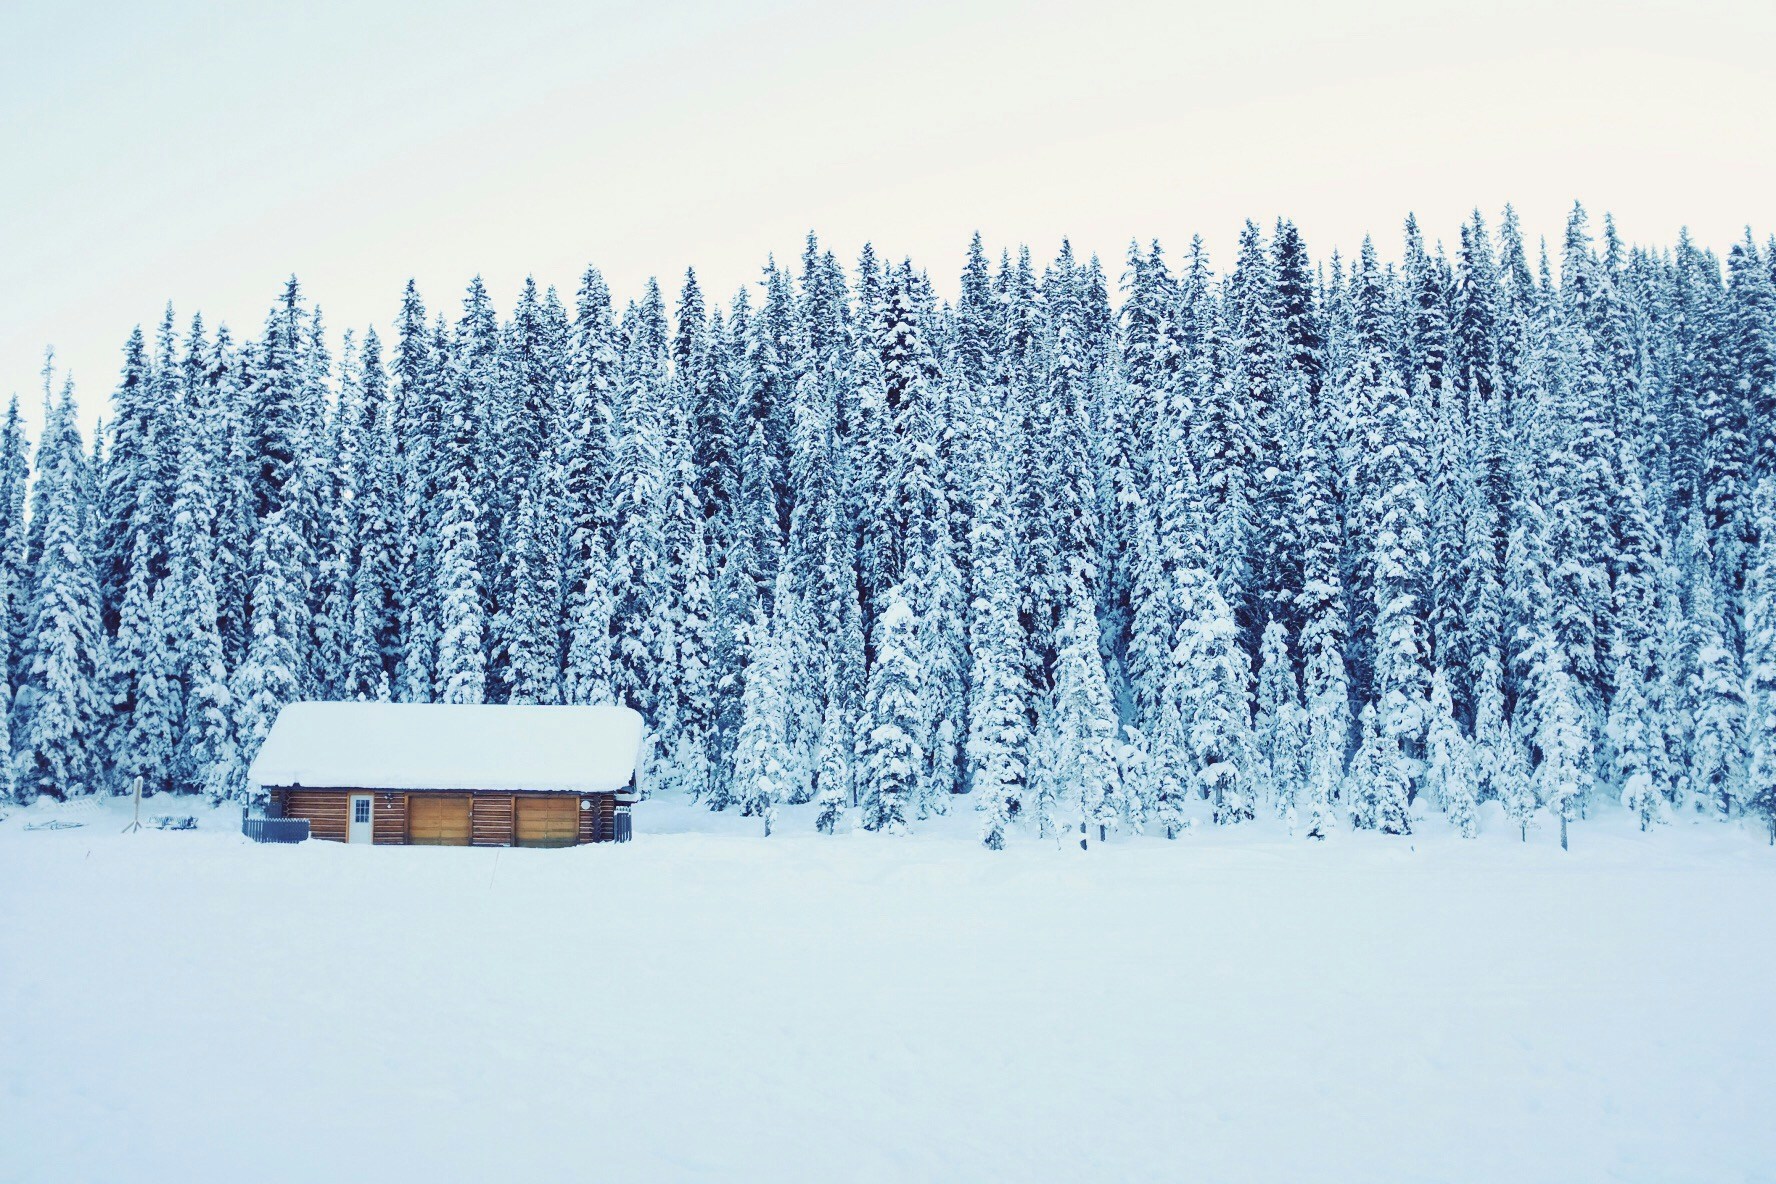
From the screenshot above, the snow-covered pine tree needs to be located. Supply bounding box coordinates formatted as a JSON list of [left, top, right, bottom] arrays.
[[1347, 702, 1412, 834], [14, 387, 105, 801], [1360, 250, 1434, 787], [1253, 619, 1307, 820], [393, 286, 442, 703], [1743, 481, 1776, 842], [228, 506, 309, 799], [1045, 583, 1122, 847], [1531, 633, 1593, 850], [607, 304, 674, 719], [731, 577, 796, 836], [1682, 531, 1746, 818], [501, 463, 564, 705], [664, 515, 717, 802], [1495, 717, 1538, 841], [967, 434, 1032, 849], [341, 330, 400, 701], [1423, 669, 1478, 837], [562, 527, 616, 707], [105, 520, 176, 793], [920, 527, 968, 806], [1172, 545, 1256, 825], [1295, 402, 1350, 840], [97, 321, 158, 633], [856, 584, 924, 834], [1299, 617, 1350, 840], [432, 471, 486, 705], [0, 394, 31, 698], [811, 653, 852, 835]]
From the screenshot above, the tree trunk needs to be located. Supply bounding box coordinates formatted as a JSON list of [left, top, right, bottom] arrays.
[[1560, 813, 1568, 852], [1078, 818, 1088, 851]]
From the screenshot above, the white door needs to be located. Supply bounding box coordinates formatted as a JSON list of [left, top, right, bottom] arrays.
[[348, 794, 374, 845]]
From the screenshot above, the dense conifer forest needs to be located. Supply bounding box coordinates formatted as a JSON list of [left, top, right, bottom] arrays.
[[7, 205, 1776, 846]]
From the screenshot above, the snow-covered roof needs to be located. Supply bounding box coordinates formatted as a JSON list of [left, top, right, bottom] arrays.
[[247, 702, 644, 794]]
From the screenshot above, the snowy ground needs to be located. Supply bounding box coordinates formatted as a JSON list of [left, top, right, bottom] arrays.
[[2, 794, 1773, 1183]]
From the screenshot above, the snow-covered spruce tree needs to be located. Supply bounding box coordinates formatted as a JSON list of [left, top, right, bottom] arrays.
[[341, 332, 400, 702], [606, 325, 669, 720], [391, 287, 441, 704], [106, 525, 177, 794], [780, 371, 836, 803], [1347, 702, 1412, 834], [1494, 718, 1538, 842], [1606, 444, 1674, 817], [0, 393, 32, 700], [312, 326, 364, 700], [1685, 540, 1746, 818], [1254, 619, 1307, 820], [563, 529, 616, 708], [228, 507, 309, 800], [1366, 404, 1433, 793], [1045, 585, 1122, 847], [663, 515, 717, 802], [156, 409, 236, 797], [1744, 481, 1776, 843], [856, 584, 924, 834], [560, 266, 619, 692], [1295, 410, 1350, 840], [1531, 635, 1593, 851], [1423, 669, 1478, 837], [1173, 556, 1256, 825], [812, 656, 852, 835], [1126, 489, 1175, 740], [501, 465, 564, 706], [920, 526, 968, 807], [0, 642, 13, 804], [731, 579, 796, 836], [1024, 245, 1103, 670], [822, 525, 866, 804], [1609, 644, 1667, 832], [171, 567, 236, 797], [967, 437, 1032, 849], [1299, 617, 1350, 840], [432, 471, 486, 705], [14, 388, 105, 802], [1345, 237, 1428, 722], [703, 531, 762, 811], [96, 321, 160, 633]]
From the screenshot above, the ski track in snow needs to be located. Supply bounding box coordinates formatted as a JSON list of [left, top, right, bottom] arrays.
[[1, 794, 1773, 1184]]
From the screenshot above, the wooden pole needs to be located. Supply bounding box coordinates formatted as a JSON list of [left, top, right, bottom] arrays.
[[121, 775, 144, 833]]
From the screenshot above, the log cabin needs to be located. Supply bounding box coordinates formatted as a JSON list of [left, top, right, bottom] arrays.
[[246, 702, 644, 846]]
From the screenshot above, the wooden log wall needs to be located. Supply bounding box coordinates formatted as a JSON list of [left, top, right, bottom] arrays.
[[285, 789, 349, 843], [374, 793, 408, 844], [472, 795, 515, 846], [269, 788, 622, 845], [577, 794, 617, 843]]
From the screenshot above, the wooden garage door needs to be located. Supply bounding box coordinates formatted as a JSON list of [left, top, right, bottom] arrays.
[[408, 795, 472, 845], [515, 797, 579, 848]]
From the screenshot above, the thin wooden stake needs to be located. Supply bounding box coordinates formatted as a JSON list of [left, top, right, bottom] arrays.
[[121, 775, 144, 833]]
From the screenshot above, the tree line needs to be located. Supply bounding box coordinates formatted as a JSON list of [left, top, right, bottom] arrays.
[[6, 204, 1776, 846]]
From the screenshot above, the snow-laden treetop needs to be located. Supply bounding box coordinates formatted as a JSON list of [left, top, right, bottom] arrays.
[[247, 702, 644, 794]]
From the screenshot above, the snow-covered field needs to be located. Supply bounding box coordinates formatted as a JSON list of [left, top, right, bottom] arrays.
[[2, 796, 1773, 1184]]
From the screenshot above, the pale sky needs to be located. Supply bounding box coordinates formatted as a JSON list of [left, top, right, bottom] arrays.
[[4, 0, 1773, 434]]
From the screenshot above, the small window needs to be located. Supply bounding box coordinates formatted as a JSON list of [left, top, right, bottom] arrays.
[[354, 798, 371, 824]]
